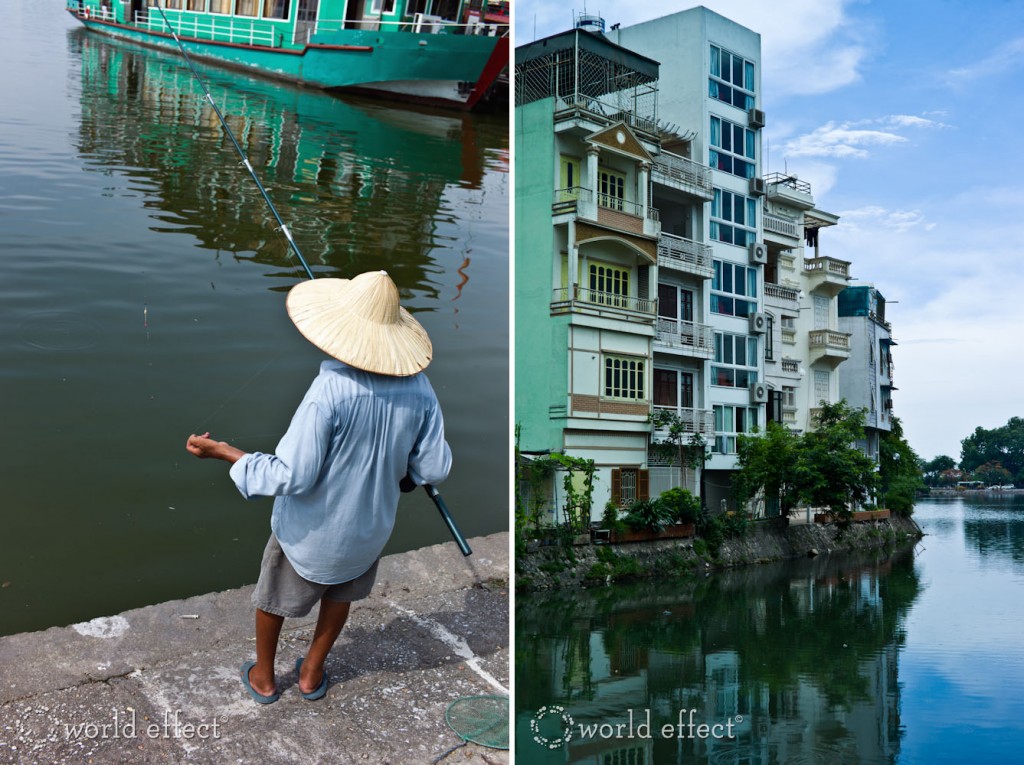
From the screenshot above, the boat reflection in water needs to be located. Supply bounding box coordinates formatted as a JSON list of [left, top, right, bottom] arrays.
[[517, 548, 921, 764], [75, 29, 505, 291]]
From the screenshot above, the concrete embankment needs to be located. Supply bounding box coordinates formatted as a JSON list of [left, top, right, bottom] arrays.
[[517, 516, 922, 591], [0, 533, 509, 765]]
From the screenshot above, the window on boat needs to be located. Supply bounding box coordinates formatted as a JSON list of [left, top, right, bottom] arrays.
[[235, 0, 258, 16], [262, 0, 289, 19]]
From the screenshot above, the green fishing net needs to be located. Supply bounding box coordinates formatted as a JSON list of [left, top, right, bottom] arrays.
[[445, 695, 509, 750]]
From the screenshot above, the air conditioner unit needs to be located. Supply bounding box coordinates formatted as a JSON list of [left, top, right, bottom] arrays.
[[749, 311, 768, 334], [748, 240, 767, 264], [748, 108, 766, 129], [748, 176, 766, 197], [749, 381, 769, 404]]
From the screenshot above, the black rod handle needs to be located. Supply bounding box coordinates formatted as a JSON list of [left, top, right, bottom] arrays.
[[424, 484, 472, 556]]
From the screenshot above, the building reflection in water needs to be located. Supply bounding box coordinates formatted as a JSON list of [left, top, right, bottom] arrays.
[[518, 548, 920, 764]]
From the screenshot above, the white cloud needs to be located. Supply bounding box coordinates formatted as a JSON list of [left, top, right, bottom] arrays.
[[946, 36, 1024, 86], [837, 205, 931, 233], [782, 114, 947, 160]]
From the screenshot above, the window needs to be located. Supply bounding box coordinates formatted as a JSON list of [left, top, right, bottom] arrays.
[[658, 283, 694, 322], [611, 468, 649, 506], [589, 262, 630, 307], [712, 332, 758, 388], [764, 314, 774, 360], [813, 295, 829, 329], [783, 386, 796, 408], [711, 259, 757, 317], [713, 405, 758, 454], [604, 356, 646, 401], [654, 368, 694, 408], [598, 168, 626, 211], [709, 44, 755, 110], [262, 0, 289, 18], [188, 0, 208, 10], [235, 0, 258, 15], [710, 116, 756, 179], [559, 155, 581, 200], [711, 188, 756, 246], [209, 0, 231, 13], [371, 0, 397, 13], [814, 370, 830, 406]]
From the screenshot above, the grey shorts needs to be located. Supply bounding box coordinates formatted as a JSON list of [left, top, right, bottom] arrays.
[[251, 535, 379, 618]]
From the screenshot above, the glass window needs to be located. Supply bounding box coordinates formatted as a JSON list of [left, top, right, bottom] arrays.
[[235, 0, 258, 16], [588, 262, 630, 307], [712, 332, 758, 388], [604, 356, 646, 401], [711, 188, 756, 247], [709, 45, 756, 110], [598, 168, 626, 211], [712, 260, 757, 317], [263, 0, 289, 18], [713, 404, 758, 453]]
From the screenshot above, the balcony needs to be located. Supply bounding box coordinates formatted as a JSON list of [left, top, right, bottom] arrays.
[[808, 329, 851, 367], [652, 151, 713, 201], [763, 211, 801, 244], [804, 256, 851, 296], [764, 282, 800, 310], [654, 318, 714, 358], [657, 232, 713, 279], [652, 405, 714, 436], [552, 186, 591, 215], [552, 187, 659, 237], [764, 173, 815, 211], [778, 357, 801, 379], [551, 286, 656, 321]]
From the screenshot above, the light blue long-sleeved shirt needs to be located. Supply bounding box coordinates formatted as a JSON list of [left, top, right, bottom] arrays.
[[228, 360, 452, 584]]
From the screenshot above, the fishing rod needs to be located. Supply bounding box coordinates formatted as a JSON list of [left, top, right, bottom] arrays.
[[154, 3, 472, 557]]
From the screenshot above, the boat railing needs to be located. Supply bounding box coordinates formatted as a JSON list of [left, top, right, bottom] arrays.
[[139, 12, 278, 47], [319, 17, 507, 36]]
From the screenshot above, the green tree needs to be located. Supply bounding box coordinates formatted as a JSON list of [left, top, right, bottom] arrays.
[[878, 416, 924, 516], [795, 401, 879, 523], [922, 455, 957, 487], [649, 409, 708, 498], [973, 461, 1013, 486], [735, 421, 802, 517], [961, 417, 1024, 481]]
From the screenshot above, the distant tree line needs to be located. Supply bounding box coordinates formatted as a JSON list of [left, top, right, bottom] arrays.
[[922, 416, 1024, 488]]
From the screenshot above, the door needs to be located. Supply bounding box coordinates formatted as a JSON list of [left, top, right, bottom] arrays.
[[295, 0, 318, 43]]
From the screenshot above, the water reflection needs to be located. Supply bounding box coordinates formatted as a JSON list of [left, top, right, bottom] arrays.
[[73, 29, 505, 293], [517, 549, 921, 764]]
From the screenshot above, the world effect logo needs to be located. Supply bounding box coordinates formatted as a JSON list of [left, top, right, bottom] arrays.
[[531, 706, 742, 748]]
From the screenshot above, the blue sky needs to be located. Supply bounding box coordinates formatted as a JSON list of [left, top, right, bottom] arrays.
[[516, 0, 1024, 462]]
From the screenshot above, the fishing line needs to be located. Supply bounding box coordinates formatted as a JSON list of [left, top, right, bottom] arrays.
[[153, 3, 471, 556]]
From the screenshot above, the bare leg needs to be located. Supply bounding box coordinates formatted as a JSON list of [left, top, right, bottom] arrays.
[[298, 598, 351, 694], [248, 608, 284, 696]]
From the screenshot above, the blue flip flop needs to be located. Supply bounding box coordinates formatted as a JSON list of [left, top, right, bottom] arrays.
[[295, 658, 329, 701], [240, 661, 280, 705]]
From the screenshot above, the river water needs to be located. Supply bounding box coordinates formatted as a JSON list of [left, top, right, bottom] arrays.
[[0, 2, 508, 636], [516, 496, 1024, 763]]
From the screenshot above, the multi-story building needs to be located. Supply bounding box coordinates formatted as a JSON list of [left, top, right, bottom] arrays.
[[838, 285, 897, 460], [516, 7, 889, 522]]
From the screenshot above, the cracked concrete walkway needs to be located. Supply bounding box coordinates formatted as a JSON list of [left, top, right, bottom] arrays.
[[0, 533, 509, 765]]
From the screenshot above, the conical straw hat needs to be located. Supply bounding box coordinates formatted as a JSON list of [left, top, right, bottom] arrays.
[[286, 271, 432, 376]]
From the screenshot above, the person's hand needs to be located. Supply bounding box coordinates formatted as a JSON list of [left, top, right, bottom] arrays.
[[399, 473, 417, 493], [186, 433, 245, 463]]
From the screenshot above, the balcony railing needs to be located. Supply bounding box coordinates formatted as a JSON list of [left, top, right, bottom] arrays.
[[764, 173, 811, 194], [657, 233, 712, 278], [652, 152, 713, 199], [804, 256, 850, 279], [765, 282, 800, 303], [552, 286, 656, 315], [654, 318, 714, 355], [652, 405, 715, 435], [552, 186, 591, 212], [597, 194, 658, 221], [781, 358, 800, 374], [763, 212, 800, 239], [809, 329, 851, 355]]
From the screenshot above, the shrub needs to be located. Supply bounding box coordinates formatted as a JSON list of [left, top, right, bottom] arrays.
[[658, 487, 701, 524], [623, 498, 674, 531]]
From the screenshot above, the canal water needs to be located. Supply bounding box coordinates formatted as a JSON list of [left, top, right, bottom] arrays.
[[516, 496, 1024, 763], [0, 2, 508, 636]]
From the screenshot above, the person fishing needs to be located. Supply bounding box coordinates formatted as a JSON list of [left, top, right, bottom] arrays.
[[185, 270, 452, 704]]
